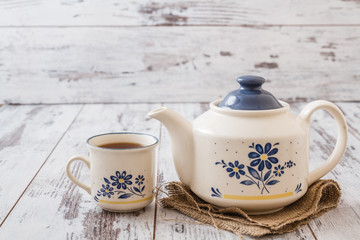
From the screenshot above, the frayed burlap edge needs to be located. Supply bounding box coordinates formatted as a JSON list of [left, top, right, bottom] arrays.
[[157, 180, 341, 238]]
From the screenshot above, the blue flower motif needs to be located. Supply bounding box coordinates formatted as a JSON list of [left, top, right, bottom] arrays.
[[110, 171, 132, 190], [135, 175, 145, 185], [286, 160, 296, 168], [226, 161, 245, 179], [211, 187, 222, 198], [248, 143, 279, 171], [99, 184, 114, 198], [273, 165, 285, 177]]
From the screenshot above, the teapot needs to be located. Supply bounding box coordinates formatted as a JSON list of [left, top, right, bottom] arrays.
[[148, 76, 347, 215]]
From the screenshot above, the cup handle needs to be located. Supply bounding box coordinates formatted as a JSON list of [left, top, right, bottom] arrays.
[[299, 100, 348, 186], [66, 155, 91, 194]]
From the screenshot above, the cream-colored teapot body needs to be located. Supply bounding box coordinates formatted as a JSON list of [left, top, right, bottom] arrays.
[[190, 100, 309, 214], [149, 95, 347, 215]]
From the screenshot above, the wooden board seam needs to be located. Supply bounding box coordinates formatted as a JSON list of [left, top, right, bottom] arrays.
[[0, 104, 85, 228], [0, 24, 360, 28]]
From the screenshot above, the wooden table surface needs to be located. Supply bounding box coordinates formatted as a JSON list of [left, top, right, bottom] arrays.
[[0, 1, 360, 239]]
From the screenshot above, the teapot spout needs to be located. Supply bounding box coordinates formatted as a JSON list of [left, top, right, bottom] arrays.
[[148, 107, 193, 186]]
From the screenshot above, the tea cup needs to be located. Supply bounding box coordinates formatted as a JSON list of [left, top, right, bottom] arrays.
[[66, 132, 158, 212]]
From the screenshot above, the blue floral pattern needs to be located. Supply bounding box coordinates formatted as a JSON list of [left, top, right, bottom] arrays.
[[216, 160, 245, 179], [211, 187, 222, 198], [135, 175, 145, 185], [286, 160, 296, 168], [273, 165, 285, 177], [227, 161, 245, 179], [295, 183, 302, 193], [110, 171, 132, 190], [248, 142, 279, 171], [94, 172, 146, 201], [215, 142, 298, 195], [98, 184, 115, 198]]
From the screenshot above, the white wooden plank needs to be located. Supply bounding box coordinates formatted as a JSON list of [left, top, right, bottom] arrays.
[[0, 102, 358, 239], [1, 27, 359, 104], [0, 104, 81, 223], [303, 102, 360, 240], [154, 103, 315, 240], [0, 103, 161, 239], [0, 0, 359, 26]]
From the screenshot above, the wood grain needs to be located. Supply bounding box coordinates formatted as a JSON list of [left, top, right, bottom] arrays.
[[0, 104, 160, 239], [1, 27, 359, 104], [0, 102, 359, 239], [304, 102, 360, 240], [0, 104, 81, 223], [0, 0, 359, 239], [0, 0, 359, 26]]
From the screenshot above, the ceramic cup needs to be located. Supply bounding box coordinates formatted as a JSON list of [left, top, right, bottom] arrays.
[[66, 132, 158, 212]]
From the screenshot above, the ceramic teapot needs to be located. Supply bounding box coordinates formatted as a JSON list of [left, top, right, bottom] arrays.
[[148, 76, 347, 215]]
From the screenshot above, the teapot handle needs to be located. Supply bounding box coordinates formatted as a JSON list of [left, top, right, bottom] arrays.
[[299, 100, 348, 186]]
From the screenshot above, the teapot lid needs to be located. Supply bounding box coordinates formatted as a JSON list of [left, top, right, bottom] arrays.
[[219, 75, 283, 110]]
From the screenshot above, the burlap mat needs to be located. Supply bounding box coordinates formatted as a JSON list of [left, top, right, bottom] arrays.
[[158, 180, 341, 238]]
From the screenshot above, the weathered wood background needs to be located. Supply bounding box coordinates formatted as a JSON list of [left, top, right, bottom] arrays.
[[0, 1, 359, 240], [0, 0, 359, 104]]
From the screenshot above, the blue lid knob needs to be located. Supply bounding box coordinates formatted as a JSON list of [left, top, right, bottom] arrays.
[[237, 75, 265, 89], [219, 75, 283, 110]]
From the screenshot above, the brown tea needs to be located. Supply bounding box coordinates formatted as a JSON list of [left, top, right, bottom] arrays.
[[98, 142, 143, 149]]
